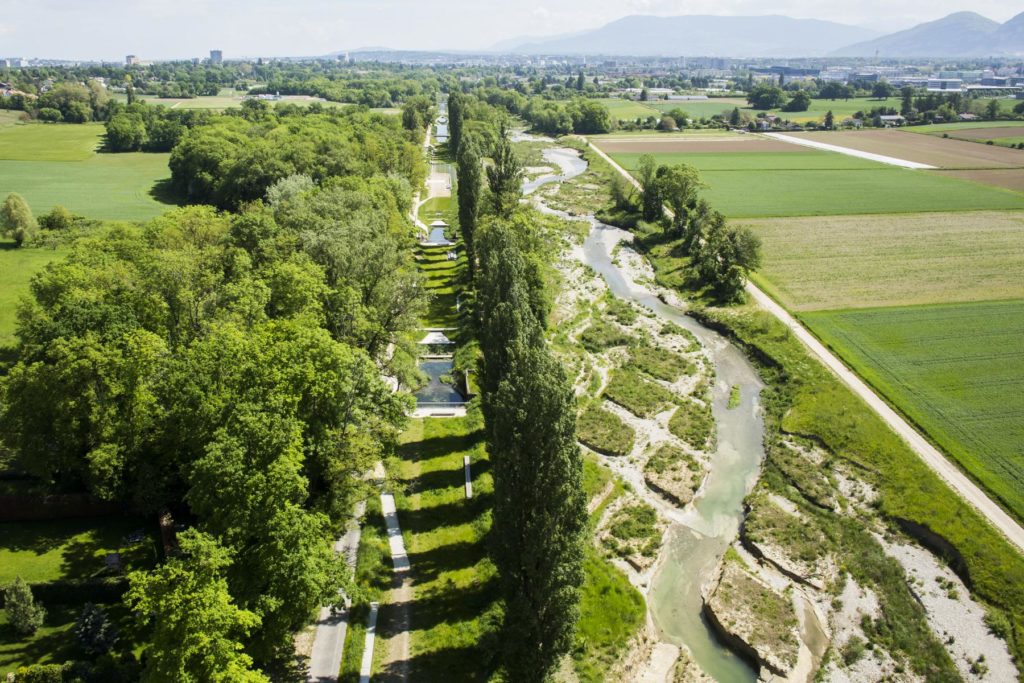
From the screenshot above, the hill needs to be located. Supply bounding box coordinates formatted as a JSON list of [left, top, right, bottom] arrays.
[[507, 15, 879, 57], [832, 11, 1023, 57]]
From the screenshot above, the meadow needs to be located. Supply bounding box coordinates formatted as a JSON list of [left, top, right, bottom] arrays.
[[803, 300, 1024, 521], [0, 242, 67, 345], [647, 97, 748, 119], [908, 120, 1024, 135], [743, 211, 1024, 311], [597, 98, 662, 121], [610, 150, 880, 171], [650, 96, 894, 124], [0, 124, 175, 220]]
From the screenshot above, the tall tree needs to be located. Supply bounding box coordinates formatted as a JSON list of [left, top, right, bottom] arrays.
[[448, 90, 464, 155], [824, 110, 835, 130], [1, 192, 36, 247], [456, 138, 483, 280], [126, 530, 269, 683], [636, 154, 663, 223], [655, 164, 704, 236], [485, 135, 523, 218], [476, 220, 585, 682]]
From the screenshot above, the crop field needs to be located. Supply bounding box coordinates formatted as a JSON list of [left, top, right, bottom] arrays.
[[933, 169, 1024, 193], [744, 211, 1024, 311], [0, 242, 68, 345], [0, 123, 174, 220], [780, 129, 1024, 168], [647, 97, 748, 119], [696, 166, 1024, 217], [803, 300, 1024, 521], [598, 135, 798, 154], [908, 120, 1024, 135], [598, 98, 661, 121], [609, 150, 881, 171]]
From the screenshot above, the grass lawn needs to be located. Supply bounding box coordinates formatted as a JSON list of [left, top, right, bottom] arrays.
[[417, 243, 463, 328], [0, 111, 27, 127], [417, 196, 452, 226], [744, 211, 1024, 311], [0, 606, 78, 677], [0, 516, 158, 585], [610, 150, 881, 171], [393, 414, 498, 680], [647, 98, 749, 119], [0, 123, 103, 161], [803, 300, 1024, 522], [597, 99, 661, 121], [0, 242, 67, 345]]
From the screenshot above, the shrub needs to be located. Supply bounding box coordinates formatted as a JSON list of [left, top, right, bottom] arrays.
[[579, 321, 632, 353], [37, 108, 63, 123], [577, 404, 635, 456], [629, 344, 693, 382], [14, 663, 72, 683], [668, 399, 716, 450], [4, 577, 46, 635], [603, 368, 675, 418], [75, 603, 118, 655]]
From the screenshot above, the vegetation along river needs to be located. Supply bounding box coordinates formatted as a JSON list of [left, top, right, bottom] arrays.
[[532, 146, 765, 681]]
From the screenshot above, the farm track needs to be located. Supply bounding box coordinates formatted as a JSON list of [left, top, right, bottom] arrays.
[[584, 136, 1024, 554]]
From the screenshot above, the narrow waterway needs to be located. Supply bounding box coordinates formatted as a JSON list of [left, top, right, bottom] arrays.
[[527, 147, 765, 682]]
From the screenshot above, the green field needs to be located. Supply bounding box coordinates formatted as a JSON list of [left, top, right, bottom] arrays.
[[0, 123, 104, 161], [698, 167, 1024, 217], [0, 111, 26, 127], [0, 124, 174, 220], [908, 121, 1024, 134], [647, 97, 896, 124], [117, 88, 349, 111], [0, 242, 67, 345], [611, 150, 881, 171], [598, 99, 661, 121], [744, 211, 1024, 311], [647, 98, 749, 119], [804, 300, 1024, 521]]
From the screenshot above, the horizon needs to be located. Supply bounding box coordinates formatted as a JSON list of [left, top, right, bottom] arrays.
[[2, 2, 1022, 62]]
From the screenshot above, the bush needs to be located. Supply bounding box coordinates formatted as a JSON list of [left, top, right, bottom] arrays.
[[602, 368, 676, 418], [577, 404, 635, 456], [579, 321, 633, 353], [38, 205, 77, 231], [4, 577, 46, 635], [668, 399, 716, 450], [14, 663, 72, 683], [75, 603, 118, 655], [629, 344, 693, 382], [37, 108, 63, 123]]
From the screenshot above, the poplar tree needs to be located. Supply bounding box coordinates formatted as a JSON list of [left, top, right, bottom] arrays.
[[456, 139, 482, 280], [448, 90, 464, 155], [477, 221, 586, 682], [485, 135, 523, 218]]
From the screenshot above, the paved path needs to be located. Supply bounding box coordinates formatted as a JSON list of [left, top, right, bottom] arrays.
[[358, 602, 380, 683], [463, 455, 473, 499], [307, 501, 366, 682], [377, 493, 412, 682], [585, 136, 1024, 555], [764, 132, 937, 169]]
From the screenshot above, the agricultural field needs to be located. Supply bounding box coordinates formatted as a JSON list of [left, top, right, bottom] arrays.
[[0, 124, 174, 220], [647, 96, 892, 124], [907, 120, 1024, 134], [803, 300, 1024, 521], [743, 211, 1024, 311], [647, 97, 748, 119], [597, 98, 661, 121], [0, 242, 67, 345], [780, 129, 1024, 168]]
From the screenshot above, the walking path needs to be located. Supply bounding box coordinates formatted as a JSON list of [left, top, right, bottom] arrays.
[[584, 136, 1024, 554], [377, 492, 412, 681], [358, 602, 380, 683], [307, 501, 366, 682], [764, 132, 937, 169]]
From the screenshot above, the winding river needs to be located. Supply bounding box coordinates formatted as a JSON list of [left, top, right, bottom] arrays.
[[528, 147, 765, 681]]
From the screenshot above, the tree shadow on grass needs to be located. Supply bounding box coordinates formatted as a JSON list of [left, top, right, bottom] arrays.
[[398, 494, 493, 537], [0, 604, 79, 668], [148, 178, 184, 207], [388, 575, 499, 636], [379, 644, 498, 683], [397, 432, 483, 464], [404, 459, 491, 495], [408, 540, 488, 586]]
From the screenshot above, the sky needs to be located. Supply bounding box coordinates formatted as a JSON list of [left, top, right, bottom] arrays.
[[1, 0, 1021, 61]]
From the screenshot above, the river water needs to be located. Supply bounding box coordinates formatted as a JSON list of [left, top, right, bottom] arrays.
[[527, 147, 766, 681]]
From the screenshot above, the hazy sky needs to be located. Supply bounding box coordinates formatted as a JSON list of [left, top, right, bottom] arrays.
[[1, 0, 1021, 60]]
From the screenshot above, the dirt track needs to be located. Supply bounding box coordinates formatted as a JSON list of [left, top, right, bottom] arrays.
[[783, 129, 1024, 169]]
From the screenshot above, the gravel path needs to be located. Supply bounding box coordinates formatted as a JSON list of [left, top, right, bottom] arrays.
[[765, 132, 937, 169], [585, 136, 1024, 555]]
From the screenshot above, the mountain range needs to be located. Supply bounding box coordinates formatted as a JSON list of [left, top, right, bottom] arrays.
[[499, 11, 1024, 58], [833, 11, 1024, 57]]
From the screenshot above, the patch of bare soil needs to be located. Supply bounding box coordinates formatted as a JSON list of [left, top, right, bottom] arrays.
[[785, 129, 1024, 168]]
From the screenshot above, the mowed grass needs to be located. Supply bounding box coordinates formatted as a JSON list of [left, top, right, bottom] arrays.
[[0, 123, 175, 220], [744, 211, 1024, 311], [417, 243, 463, 328], [0, 605, 79, 677], [394, 415, 498, 680], [803, 300, 1024, 521], [0, 242, 67, 345], [0, 516, 158, 585], [0, 123, 102, 161], [647, 97, 749, 119]]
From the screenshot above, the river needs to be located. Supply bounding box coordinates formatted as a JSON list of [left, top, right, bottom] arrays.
[[527, 147, 766, 681]]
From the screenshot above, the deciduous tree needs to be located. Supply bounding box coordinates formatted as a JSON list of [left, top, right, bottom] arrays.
[[1, 192, 37, 246]]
